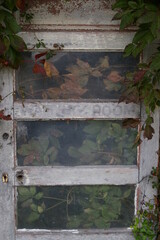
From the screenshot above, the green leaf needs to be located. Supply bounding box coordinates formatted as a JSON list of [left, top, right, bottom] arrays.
[[128, 1, 138, 9], [112, 0, 128, 10], [37, 136, 49, 153], [94, 217, 109, 228], [123, 189, 131, 198], [29, 187, 36, 196], [124, 43, 135, 57], [145, 3, 158, 11], [5, 14, 21, 34], [0, 10, 5, 22], [38, 206, 44, 213], [120, 13, 134, 29], [10, 35, 26, 52], [44, 155, 49, 165], [112, 11, 124, 20], [34, 192, 44, 200], [5, 47, 22, 69], [44, 146, 58, 165], [68, 146, 82, 159], [30, 203, 38, 212], [18, 187, 30, 196], [21, 199, 33, 208], [133, 30, 148, 43], [27, 212, 40, 223], [4, 0, 16, 11], [137, 12, 155, 24], [79, 140, 97, 154], [150, 53, 160, 70], [83, 121, 103, 135]]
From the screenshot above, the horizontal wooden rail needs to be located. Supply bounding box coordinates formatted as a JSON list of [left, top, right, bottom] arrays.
[[15, 165, 138, 186], [14, 101, 140, 120], [16, 229, 135, 240]]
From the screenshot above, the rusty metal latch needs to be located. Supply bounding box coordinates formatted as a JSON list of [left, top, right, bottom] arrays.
[[2, 173, 8, 183]]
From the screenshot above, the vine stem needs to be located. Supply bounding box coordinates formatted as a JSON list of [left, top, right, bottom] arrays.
[[45, 199, 67, 212], [42, 196, 66, 201]]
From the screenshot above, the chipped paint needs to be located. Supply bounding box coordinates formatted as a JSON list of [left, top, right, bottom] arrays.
[[27, 0, 115, 15], [20, 0, 117, 26]]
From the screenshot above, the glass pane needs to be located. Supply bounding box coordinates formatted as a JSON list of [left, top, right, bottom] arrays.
[[16, 52, 138, 100], [17, 185, 135, 229], [17, 120, 137, 166]]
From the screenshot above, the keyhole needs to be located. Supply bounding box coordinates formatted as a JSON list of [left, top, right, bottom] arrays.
[[2, 173, 8, 183]]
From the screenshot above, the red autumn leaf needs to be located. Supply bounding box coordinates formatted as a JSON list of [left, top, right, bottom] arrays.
[[35, 52, 47, 61], [133, 70, 146, 84], [0, 110, 12, 120], [143, 124, 155, 140], [33, 63, 46, 75], [23, 153, 40, 165], [16, 0, 26, 11], [123, 118, 140, 128], [39, 59, 45, 65]]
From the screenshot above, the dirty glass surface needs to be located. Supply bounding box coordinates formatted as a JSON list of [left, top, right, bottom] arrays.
[[16, 52, 138, 100], [17, 185, 135, 229], [17, 120, 137, 166]]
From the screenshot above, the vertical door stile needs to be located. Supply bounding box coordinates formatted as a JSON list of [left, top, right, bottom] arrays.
[[0, 69, 15, 240]]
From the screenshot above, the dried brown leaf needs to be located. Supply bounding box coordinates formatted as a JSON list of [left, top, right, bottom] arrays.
[[143, 125, 155, 140], [44, 61, 59, 77], [123, 118, 140, 128]]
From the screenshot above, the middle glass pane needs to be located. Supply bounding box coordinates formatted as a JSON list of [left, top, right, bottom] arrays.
[[17, 120, 137, 166]]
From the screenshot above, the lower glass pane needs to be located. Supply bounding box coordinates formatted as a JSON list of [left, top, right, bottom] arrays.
[[17, 185, 135, 229]]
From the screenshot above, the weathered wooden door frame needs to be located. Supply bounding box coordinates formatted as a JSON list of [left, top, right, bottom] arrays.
[[0, 31, 159, 240]]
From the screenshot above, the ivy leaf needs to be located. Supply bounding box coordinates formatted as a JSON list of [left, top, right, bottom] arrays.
[[137, 12, 155, 24], [112, 0, 128, 10], [150, 53, 160, 71], [5, 47, 22, 69], [5, 14, 21, 33], [4, 0, 16, 11], [128, 1, 138, 9], [120, 13, 134, 29], [143, 125, 155, 140], [10, 35, 27, 52]]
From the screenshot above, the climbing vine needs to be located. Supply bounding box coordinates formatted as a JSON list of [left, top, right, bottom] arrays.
[[112, 0, 160, 143], [0, 0, 27, 68], [112, 0, 160, 238]]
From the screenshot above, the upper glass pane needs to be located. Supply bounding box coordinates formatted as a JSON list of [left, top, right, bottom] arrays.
[[17, 185, 135, 229], [17, 120, 137, 166], [16, 52, 138, 100]]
